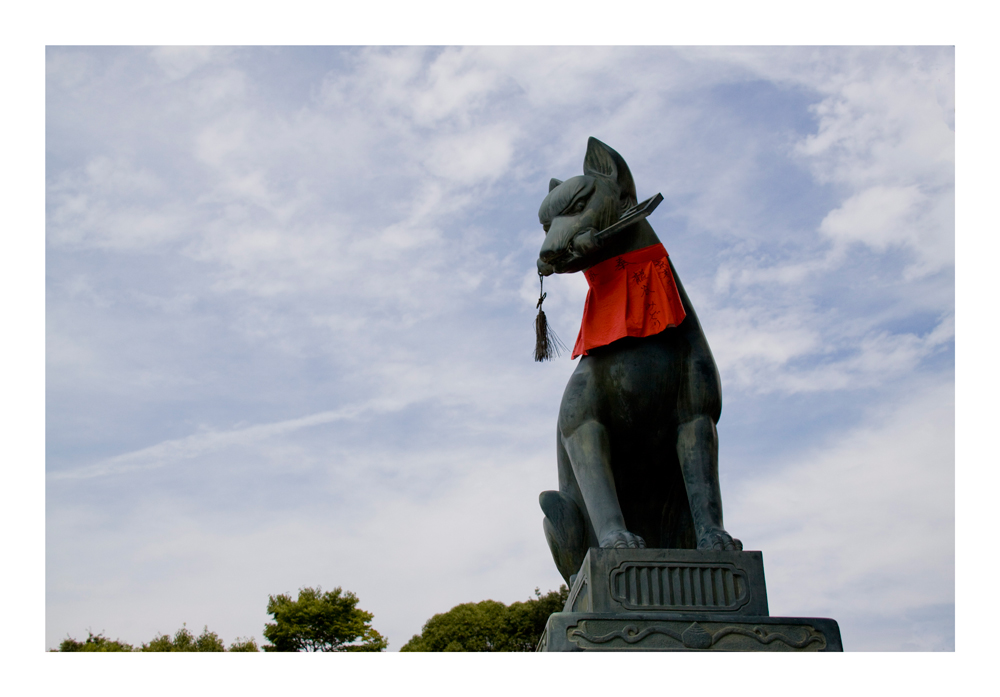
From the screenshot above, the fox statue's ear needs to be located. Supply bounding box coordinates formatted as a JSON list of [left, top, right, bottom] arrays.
[[549, 178, 563, 192], [584, 137, 637, 209]]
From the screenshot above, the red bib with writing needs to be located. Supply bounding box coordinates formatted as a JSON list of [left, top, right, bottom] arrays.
[[571, 243, 686, 359]]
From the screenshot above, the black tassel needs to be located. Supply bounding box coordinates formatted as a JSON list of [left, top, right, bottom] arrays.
[[534, 274, 567, 361]]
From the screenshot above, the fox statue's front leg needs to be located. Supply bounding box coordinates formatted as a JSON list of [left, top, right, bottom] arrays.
[[540, 362, 646, 585], [677, 414, 741, 551], [670, 261, 743, 553], [563, 421, 645, 549], [556, 361, 646, 549]]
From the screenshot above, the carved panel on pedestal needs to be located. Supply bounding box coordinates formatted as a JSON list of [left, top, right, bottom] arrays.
[[609, 561, 751, 612]]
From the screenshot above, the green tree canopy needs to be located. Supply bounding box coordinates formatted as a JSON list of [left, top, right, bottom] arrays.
[[53, 626, 260, 652], [227, 636, 260, 652], [140, 625, 226, 652], [57, 632, 134, 652], [400, 586, 568, 652], [263, 586, 387, 652]]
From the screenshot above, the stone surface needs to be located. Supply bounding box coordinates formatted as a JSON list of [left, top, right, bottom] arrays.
[[538, 548, 842, 652], [540, 614, 842, 652], [564, 548, 768, 616]]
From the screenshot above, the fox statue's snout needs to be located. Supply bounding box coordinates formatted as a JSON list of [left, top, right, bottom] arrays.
[[537, 172, 630, 276]]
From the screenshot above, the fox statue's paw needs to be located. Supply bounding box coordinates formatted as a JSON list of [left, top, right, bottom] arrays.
[[600, 530, 646, 550], [697, 530, 743, 552]]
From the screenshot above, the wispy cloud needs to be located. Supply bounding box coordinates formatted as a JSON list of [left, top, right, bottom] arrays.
[[48, 401, 404, 481]]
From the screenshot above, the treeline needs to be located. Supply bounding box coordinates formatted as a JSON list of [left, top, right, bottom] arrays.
[[53, 584, 568, 652], [55, 586, 381, 652], [57, 626, 259, 652]]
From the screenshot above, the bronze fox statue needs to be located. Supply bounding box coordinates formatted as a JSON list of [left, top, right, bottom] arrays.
[[537, 137, 741, 585]]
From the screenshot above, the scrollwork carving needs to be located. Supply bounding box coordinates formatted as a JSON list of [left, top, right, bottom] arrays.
[[569, 621, 825, 650]]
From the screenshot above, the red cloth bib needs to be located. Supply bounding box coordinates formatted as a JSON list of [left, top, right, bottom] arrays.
[[571, 243, 686, 359]]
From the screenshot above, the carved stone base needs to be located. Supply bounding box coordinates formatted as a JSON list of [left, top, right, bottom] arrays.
[[538, 548, 842, 651], [539, 612, 842, 651]]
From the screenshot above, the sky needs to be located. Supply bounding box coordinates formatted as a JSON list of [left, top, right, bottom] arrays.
[[42, 45, 955, 653]]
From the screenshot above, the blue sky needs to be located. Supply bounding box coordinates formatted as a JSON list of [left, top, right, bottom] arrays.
[[43, 46, 954, 652]]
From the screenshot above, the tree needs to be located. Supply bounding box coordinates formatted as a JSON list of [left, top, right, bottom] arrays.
[[227, 636, 260, 652], [503, 586, 571, 651], [140, 625, 226, 652], [401, 600, 509, 652], [400, 586, 569, 652], [57, 632, 134, 652], [263, 586, 387, 652]]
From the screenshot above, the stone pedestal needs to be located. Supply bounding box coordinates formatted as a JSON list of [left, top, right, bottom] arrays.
[[537, 548, 842, 651]]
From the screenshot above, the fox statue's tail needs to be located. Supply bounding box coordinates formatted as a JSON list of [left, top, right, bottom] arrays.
[[539, 490, 588, 586]]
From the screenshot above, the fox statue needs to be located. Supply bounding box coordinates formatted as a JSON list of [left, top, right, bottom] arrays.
[[537, 137, 742, 586]]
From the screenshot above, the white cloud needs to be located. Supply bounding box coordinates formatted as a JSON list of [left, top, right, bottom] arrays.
[[710, 309, 953, 395], [150, 46, 232, 82], [794, 50, 954, 191], [709, 306, 822, 380], [821, 185, 921, 247], [47, 156, 189, 250], [194, 110, 255, 169], [820, 184, 953, 275], [689, 47, 954, 277], [728, 376, 954, 649], [796, 50, 953, 276], [422, 125, 516, 184]]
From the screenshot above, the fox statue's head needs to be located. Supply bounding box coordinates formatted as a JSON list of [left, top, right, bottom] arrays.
[[537, 137, 641, 276]]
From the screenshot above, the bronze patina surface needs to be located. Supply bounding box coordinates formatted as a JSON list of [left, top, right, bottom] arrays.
[[537, 138, 740, 585]]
